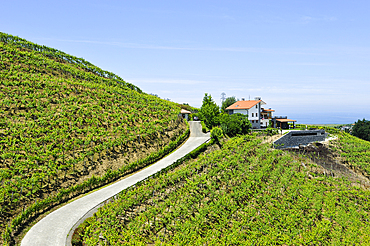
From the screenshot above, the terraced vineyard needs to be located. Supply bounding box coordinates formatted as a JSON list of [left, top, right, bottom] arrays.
[[3, 32, 370, 245], [0, 33, 188, 244], [331, 131, 370, 179], [76, 135, 370, 245]]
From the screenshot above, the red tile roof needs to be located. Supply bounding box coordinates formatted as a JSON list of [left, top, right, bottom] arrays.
[[226, 100, 261, 110]]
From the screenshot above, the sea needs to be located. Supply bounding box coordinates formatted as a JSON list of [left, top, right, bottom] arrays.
[[290, 112, 370, 125]]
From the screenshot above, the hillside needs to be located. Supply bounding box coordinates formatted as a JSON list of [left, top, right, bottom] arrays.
[[74, 132, 370, 245], [0, 33, 188, 244]]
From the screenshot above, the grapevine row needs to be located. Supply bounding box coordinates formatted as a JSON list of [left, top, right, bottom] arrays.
[[78, 136, 370, 245], [0, 36, 188, 244]]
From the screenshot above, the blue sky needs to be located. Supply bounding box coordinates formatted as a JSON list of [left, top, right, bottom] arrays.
[[2, 0, 370, 124]]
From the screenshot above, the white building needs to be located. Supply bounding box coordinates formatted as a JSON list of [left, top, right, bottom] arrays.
[[225, 97, 270, 129]]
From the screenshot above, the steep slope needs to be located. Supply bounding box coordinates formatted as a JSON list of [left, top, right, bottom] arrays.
[[0, 32, 140, 92], [331, 131, 370, 179], [0, 33, 188, 244]]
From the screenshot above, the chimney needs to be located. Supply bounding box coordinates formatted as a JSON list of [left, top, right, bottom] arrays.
[[254, 97, 261, 101]]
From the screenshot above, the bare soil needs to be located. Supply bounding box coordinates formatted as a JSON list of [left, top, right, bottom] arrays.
[[285, 142, 370, 189]]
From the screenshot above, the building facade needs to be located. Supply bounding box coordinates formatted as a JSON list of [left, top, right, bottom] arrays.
[[225, 97, 267, 129], [225, 97, 297, 129]]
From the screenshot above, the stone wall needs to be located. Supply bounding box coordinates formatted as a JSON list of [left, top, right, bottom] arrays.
[[273, 130, 327, 149]]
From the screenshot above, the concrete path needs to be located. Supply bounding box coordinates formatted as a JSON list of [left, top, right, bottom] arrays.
[[21, 122, 210, 246]]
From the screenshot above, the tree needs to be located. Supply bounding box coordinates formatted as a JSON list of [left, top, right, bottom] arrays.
[[199, 93, 220, 129], [221, 96, 237, 112], [219, 113, 251, 137], [352, 119, 370, 141]]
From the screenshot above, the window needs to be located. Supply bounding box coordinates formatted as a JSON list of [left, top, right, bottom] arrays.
[[256, 105, 258, 108], [252, 113, 254, 117]]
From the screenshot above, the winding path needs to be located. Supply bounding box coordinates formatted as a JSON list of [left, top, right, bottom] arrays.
[[21, 122, 210, 246]]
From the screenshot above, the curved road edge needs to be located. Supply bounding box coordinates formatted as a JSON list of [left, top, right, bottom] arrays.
[[21, 121, 210, 246]]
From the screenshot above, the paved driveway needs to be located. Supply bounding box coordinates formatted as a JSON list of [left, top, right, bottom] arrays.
[[21, 121, 210, 246]]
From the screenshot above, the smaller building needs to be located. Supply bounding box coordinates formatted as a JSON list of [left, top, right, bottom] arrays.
[[179, 109, 191, 121], [272, 117, 297, 129], [341, 125, 352, 132]]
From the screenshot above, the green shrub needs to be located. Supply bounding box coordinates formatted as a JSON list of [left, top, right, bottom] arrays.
[[211, 127, 223, 141], [219, 113, 251, 137], [201, 121, 208, 133], [265, 127, 279, 136]]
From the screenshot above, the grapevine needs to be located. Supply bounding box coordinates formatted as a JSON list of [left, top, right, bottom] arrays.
[[0, 32, 188, 244], [78, 136, 370, 245]]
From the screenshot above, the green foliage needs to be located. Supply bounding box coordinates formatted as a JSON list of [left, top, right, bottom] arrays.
[[176, 102, 198, 113], [333, 131, 370, 177], [210, 127, 223, 141], [219, 113, 251, 137], [192, 112, 199, 118], [199, 93, 220, 129], [268, 119, 273, 128], [0, 33, 190, 242], [352, 119, 370, 141], [78, 136, 370, 245], [265, 127, 279, 136], [0, 32, 141, 92], [201, 121, 208, 133], [221, 96, 236, 112], [5, 126, 190, 245]]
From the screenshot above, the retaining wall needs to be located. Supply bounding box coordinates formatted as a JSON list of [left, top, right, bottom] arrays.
[[273, 130, 327, 149]]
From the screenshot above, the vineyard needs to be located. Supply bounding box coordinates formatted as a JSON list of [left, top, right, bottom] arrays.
[[0, 32, 141, 93], [3, 31, 370, 245], [0, 32, 188, 244], [330, 131, 370, 179], [75, 135, 370, 245]]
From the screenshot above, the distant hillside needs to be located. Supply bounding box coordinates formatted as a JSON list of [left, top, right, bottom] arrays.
[[0, 32, 141, 92], [0, 32, 188, 244]]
